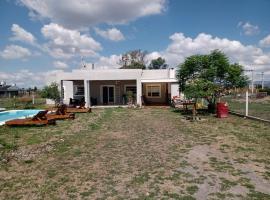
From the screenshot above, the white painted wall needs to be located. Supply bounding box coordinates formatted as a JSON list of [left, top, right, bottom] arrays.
[[136, 79, 142, 106], [57, 69, 142, 81], [63, 81, 73, 104], [170, 83, 179, 98]]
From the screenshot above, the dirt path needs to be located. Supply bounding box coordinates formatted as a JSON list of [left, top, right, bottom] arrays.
[[0, 108, 270, 199]]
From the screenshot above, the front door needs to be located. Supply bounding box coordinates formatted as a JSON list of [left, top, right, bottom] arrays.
[[102, 86, 114, 104]]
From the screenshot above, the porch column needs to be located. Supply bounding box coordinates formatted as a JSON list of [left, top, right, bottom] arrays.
[[84, 80, 90, 108], [136, 78, 142, 107], [60, 80, 64, 104]]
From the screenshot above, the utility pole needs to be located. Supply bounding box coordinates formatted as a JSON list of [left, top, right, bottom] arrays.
[[256, 72, 265, 89], [261, 72, 264, 89], [245, 69, 254, 94]]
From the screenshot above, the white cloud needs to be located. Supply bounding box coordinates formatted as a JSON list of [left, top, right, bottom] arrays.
[[10, 24, 36, 44], [53, 61, 69, 69], [259, 34, 270, 47], [95, 28, 125, 41], [145, 51, 162, 65], [41, 23, 102, 59], [238, 22, 260, 36], [150, 33, 270, 73], [0, 45, 32, 60], [0, 69, 63, 88], [19, 0, 166, 28], [94, 54, 122, 69]]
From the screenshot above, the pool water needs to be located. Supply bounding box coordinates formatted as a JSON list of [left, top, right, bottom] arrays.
[[0, 110, 43, 125]]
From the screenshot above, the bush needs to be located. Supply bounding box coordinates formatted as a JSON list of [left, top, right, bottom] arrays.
[[40, 82, 60, 104], [259, 88, 270, 95]]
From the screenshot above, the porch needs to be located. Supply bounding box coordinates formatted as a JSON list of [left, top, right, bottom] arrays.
[[60, 79, 142, 107]]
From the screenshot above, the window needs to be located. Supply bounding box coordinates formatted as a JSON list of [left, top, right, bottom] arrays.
[[146, 84, 161, 98], [125, 86, 137, 95], [75, 86, 84, 95]]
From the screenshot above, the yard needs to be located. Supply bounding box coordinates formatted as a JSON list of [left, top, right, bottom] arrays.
[[0, 108, 270, 199]]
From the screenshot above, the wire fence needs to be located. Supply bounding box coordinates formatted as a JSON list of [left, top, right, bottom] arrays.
[[221, 90, 270, 121], [0, 97, 46, 110]]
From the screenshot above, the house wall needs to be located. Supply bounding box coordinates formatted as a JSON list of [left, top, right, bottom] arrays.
[[62, 81, 74, 104], [170, 83, 180, 98], [142, 82, 168, 103], [90, 80, 136, 105]]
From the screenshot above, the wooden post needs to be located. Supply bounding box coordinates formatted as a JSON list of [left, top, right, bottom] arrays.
[[245, 90, 249, 117]]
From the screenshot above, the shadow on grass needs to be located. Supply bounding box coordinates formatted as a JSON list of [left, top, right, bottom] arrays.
[[172, 108, 211, 116]]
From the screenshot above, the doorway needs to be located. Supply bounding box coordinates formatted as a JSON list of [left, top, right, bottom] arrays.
[[101, 86, 115, 104]]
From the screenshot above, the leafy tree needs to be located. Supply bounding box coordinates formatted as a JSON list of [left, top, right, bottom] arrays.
[[40, 82, 60, 104], [148, 57, 168, 69], [119, 49, 147, 69], [177, 50, 248, 113]]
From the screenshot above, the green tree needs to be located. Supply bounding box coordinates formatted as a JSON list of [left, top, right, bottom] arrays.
[[148, 57, 168, 69], [40, 82, 60, 104], [119, 49, 147, 69], [177, 50, 248, 113]]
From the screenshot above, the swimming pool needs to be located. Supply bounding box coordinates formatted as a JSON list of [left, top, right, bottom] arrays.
[[0, 110, 43, 125]]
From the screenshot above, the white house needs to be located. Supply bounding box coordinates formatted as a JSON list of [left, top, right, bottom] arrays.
[[57, 68, 179, 107]]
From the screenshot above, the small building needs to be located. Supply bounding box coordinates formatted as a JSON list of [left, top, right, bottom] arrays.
[[0, 81, 21, 97], [57, 68, 179, 107]]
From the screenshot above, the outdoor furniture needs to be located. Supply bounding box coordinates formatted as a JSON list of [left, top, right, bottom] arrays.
[[69, 97, 85, 108], [66, 107, 91, 113], [67, 98, 91, 113], [47, 104, 75, 120], [5, 110, 56, 126]]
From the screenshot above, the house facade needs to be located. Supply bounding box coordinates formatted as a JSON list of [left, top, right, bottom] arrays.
[[57, 68, 179, 107], [0, 81, 21, 97]]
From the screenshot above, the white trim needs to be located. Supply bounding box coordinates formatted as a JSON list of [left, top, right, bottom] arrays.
[[141, 79, 177, 83], [146, 84, 161, 98], [100, 85, 116, 104]]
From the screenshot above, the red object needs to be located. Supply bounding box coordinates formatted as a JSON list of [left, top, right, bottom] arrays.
[[216, 102, 229, 118]]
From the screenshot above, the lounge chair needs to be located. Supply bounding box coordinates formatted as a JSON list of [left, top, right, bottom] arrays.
[[47, 105, 75, 120], [66, 106, 91, 113], [5, 110, 56, 126], [66, 101, 91, 113]]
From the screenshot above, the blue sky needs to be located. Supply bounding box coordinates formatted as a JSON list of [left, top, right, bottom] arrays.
[[0, 0, 270, 87]]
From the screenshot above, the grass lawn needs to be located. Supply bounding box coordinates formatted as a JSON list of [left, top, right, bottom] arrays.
[[0, 107, 270, 199]]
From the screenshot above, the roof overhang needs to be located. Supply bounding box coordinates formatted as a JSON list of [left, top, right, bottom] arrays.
[[141, 79, 177, 83]]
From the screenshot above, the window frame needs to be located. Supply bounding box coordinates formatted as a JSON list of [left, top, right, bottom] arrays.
[[146, 84, 161, 98], [74, 85, 85, 96], [124, 85, 137, 95]]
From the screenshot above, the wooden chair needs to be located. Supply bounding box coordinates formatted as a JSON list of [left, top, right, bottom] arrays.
[[47, 105, 75, 120], [5, 110, 56, 126], [66, 107, 91, 113]]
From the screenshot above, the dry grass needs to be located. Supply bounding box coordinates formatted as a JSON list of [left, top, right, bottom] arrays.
[[0, 107, 270, 199]]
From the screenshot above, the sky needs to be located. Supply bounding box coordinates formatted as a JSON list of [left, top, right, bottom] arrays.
[[0, 0, 270, 87]]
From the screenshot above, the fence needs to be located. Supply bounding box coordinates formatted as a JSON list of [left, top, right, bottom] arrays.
[[0, 96, 46, 110], [222, 90, 270, 122]]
